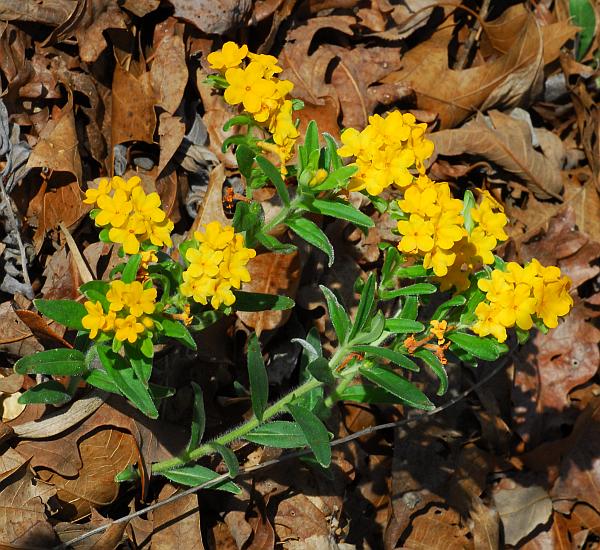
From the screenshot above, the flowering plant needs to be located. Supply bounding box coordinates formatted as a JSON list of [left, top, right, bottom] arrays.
[[14, 42, 573, 491]]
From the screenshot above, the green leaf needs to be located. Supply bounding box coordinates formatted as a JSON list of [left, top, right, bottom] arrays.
[[287, 404, 331, 467], [125, 344, 152, 387], [236, 144, 256, 179], [34, 299, 87, 330], [395, 265, 429, 278], [162, 465, 240, 494], [287, 217, 334, 267], [233, 290, 294, 311], [161, 319, 197, 350], [247, 333, 269, 421], [84, 368, 120, 394], [432, 295, 467, 320], [223, 114, 254, 131], [256, 155, 290, 207], [352, 345, 420, 372], [381, 247, 400, 283], [400, 296, 419, 321], [351, 310, 385, 345], [205, 442, 239, 477], [140, 335, 154, 359], [310, 165, 358, 191], [447, 331, 503, 361], [380, 283, 437, 299], [570, 0, 596, 60], [323, 133, 342, 170], [339, 383, 411, 404], [462, 190, 476, 233], [310, 199, 374, 228], [96, 346, 159, 418], [14, 349, 86, 376], [349, 273, 376, 340], [122, 254, 141, 283], [414, 349, 448, 396], [384, 319, 425, 334], [245, 421, 309, 448], [300, 120, 319, 169], [187, 382, 205, 452], [255, 231, 298, 254], [319, 286, 351, 343], [79, 281, 110, 311], [359, 364, 434, 410], [18, 380, 71, 405], [307, 357, 334, 384]]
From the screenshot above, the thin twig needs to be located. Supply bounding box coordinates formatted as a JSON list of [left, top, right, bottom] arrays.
[[56, 358, 509, 549], [0, 175, 32, 297], [455, 0, 492, 70]]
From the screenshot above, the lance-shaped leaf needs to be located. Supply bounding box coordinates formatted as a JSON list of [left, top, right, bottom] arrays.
[[414, 349, 448, 396], [247, 333, 269, 420], [256, 155, 290, 207], [319, 285, 351, 343], [245, 421, 309, 448], [287, 404, 331, 467], [349, 273, 376, 340], [447, 331, 505, 361], [162, 465, 240, 494], [18, 380, 71, 405], [187, 382, 206, 452], [14, 349, 86, 376], [287, 217, 334, 267], [34, 299, 86, 330]]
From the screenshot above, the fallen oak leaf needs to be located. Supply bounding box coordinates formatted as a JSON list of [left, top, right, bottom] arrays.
[[431, 111, 563, 199]]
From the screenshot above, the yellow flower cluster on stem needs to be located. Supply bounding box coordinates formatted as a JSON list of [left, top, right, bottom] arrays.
[[337, 111, 434, 196], [82, 280, 157, 343], [472, 260, 573, 342], [180, 221, 256, 310], [208, 42, 299, 172], [84, 175, 173, 255]]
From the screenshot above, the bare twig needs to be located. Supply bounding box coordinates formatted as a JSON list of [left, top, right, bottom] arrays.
[[455, 0, 492, 70], [55, 358, 509, 549]]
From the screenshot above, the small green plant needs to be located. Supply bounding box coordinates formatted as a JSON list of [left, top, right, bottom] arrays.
[[14, 42, 574, 493]]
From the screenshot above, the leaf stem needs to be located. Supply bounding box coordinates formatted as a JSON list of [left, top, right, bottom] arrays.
[[151, 344, 350, 475]]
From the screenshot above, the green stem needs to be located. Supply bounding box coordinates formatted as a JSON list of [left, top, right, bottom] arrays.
[[261, 196, 303, 235], [151, 344, 351, 475]]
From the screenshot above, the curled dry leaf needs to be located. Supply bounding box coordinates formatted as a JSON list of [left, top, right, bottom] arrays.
[[383, 6, 575, 128], [0, 449, 57, 546], [493, 485, 553, 547], [166, 0, 253, 34], [236, 251, 302, 335], [0, 301, 43, 357], [150, 32, 188, 115], [432, 111, 564, 199]]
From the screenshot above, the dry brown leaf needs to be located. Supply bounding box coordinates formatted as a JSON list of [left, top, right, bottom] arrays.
[[521, 511, 572, 550], [273, 493, 330, 540], [432, 111, 563, 199], [551, 399, 600, 515], [122, 0, 160, 17], [111, 62, 157, 146], [0, 0, 74, 26], [158, 113, 186, 176], [14, 309, 71, 349], [40, 246, 80, 301], [0, 301, 43, 357], [236, 251, 301, 335], [150, 32, 188, 114], [383, 7, 563, 128], [0, 452, 57, 546], [189, 163, 230, 235], [493, 485, 552, 546], [167, 0, 252, 34], [403, 506, 472, 550], [37, 427, 137, 519], [150, 484, 205, 549]]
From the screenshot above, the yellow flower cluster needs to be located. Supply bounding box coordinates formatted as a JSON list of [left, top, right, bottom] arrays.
[[472, 260, 573, 342], [84, 175, 173, 255], [208, 42, 299, 171], [81, 280, 157, 343], [394, 175, 509, 289], [180, 221, 256, 309], [337, 111, 434, 196]]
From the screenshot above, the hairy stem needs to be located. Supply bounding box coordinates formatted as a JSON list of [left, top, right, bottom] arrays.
[[151, 345, 350, 475]]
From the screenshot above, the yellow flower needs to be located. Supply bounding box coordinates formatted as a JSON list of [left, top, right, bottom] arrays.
[[146, 218, 174, 249], [423, 247, 456, 277], [430, 320, 447, 343], [469, 227, 496, 265], [82, 301, 105, 339], [397, 184, 440, 218], [478, 270, 512, 303], [397, 215, 435, 253], [308, 169, 328, 187], [131, 187, 166, 225], [495, 283, 537, 330], [247, 52, 283, 78], [224, 64, 277, 115], [140, 250, 158, 270], [533, 276, 573, 328], [95, 189, 132, 228], [84, 178, 111, 205], [471, 202, 508, 242], [207, 41, 248, 71], [106, 280, 129, 312], [181, 223, 255, 310], [114, 314, 145, 343], [125, 281, 157, 317], [472, 302, 507, 342], [111, 175, 142, 196], [109, 220, 144, 255]]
